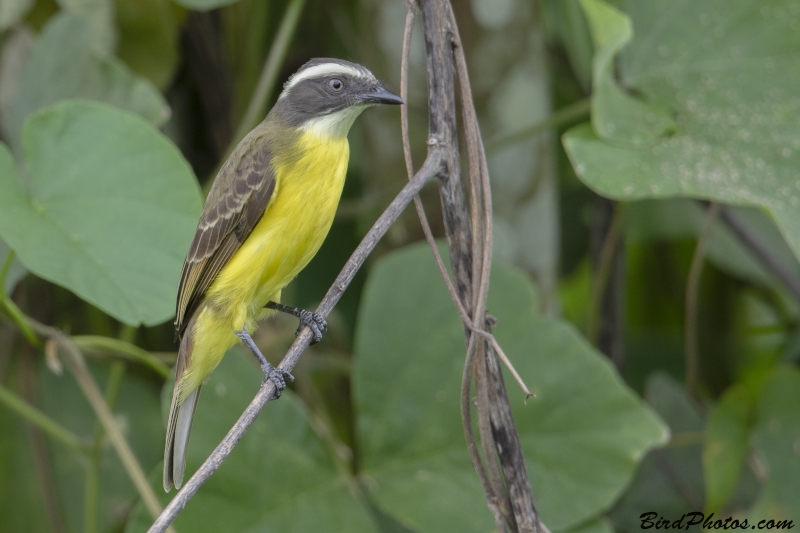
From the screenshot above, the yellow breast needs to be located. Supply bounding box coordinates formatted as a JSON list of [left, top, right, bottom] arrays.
[[205, 131, 350, 329]]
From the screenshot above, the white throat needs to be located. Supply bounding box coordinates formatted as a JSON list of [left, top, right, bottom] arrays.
[[302, 105, 368, 139]]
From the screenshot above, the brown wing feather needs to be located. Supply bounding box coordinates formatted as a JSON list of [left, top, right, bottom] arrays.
[[175, 138, 276, 334]]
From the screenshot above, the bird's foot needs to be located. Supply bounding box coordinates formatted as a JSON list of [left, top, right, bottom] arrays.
[[265, 302, 327, 345], [261, 362, 295, 398], [295, 309, 327, 344], [236, 326, 294, 398]]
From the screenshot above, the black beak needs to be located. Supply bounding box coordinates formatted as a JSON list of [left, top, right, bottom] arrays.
[[360, 86, 405, 106]]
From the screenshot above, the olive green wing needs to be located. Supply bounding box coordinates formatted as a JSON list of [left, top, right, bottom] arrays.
[[175, 145, 276, 334]]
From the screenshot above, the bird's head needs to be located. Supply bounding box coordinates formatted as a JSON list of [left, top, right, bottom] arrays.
[[274, 58, 404, 139]]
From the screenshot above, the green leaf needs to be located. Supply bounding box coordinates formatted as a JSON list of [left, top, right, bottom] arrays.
[[703, 385, 754, 514], [626, 200, 800, 288], [549, 0, 594, 93], [564, 0, 800, 264], [566, 518, 615, 533], [125, 351, 379, 533], [43, 361, 163, 533], [4, 12, 169, 153], [115, 0, 183, 89], [0, 0, 34, 30], [0, 359, 163, 533], [0, 101, 201, 325], [751, 367, 800, 523], [0, 26, 35, 138], [354, 242, 667, 533], [579, 0, 674, 145], [56, 0, 116, 53], [0, 383, 51, 533], [609, 374, 705, 531]]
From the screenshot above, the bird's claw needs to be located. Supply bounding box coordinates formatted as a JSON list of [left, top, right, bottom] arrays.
[[296, 309, 327, 345], [262, 364, 294, 398]]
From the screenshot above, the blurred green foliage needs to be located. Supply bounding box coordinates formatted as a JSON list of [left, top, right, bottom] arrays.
[[0, 0, 799, 532]]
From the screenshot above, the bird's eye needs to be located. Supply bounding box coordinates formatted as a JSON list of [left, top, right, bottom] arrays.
[[328, 78, 344, 91]]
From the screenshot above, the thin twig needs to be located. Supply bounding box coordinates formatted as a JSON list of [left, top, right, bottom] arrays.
[[716, 203, 800, 302], [473, 336, 511, 533], [685, 202, 720, 398], [484, 98, 591, 154], [491, 337, 532, 399], [233, 0, 305, 142], [400, 7, 512, 528], [85, 361, 126, 533], [587, 203, 624, 345], [19, 350, 66, 533], [447, 7, 514, 525], [0, 383, 88, 453], [459, 333, 500, 527], [446, 3, 540, 531], [147, 154, 443, 533], [0, 250, 14, 289], [24, 319, 174, 533], [1, 285, 39, 347], [398, 6, 530, 400], [71, 335, 170, 378], [203, 0, 307, 197]]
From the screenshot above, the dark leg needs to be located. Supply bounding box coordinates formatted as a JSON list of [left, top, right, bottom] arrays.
[[265, 301, 327, 344], [235, 327, 294, 397]]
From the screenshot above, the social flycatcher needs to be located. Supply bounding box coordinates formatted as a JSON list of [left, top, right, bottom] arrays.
[[164, 58, 403, 491]]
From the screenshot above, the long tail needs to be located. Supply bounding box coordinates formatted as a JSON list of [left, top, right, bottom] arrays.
[[163, 313, 201, 492]]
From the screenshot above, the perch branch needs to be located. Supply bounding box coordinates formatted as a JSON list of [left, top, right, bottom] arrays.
[[147, 155, 443, 533]]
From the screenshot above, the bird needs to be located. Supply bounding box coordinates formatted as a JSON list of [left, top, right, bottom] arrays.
[[163, 58, 404, 491]]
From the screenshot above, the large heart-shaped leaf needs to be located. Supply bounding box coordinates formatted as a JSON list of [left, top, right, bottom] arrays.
[[125, 351, 379, 533], [563, 0, 800, 262], [354, 243, 667, 532], [609, 374, 706, 531], [704, 385, 753, 514], [751, 368, 800, 523], [3, 12, 169, 153], [0, 100, 201, 325], [579, 0, 674, 145]]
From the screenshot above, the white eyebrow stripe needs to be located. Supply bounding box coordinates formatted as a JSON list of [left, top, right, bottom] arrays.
[[281, 63, 369, 95]]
